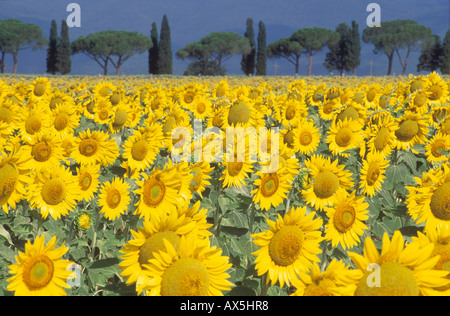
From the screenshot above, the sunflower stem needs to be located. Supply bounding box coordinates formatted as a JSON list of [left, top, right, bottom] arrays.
[[259, 274, 269, 296], [90, 210, 101, 261]]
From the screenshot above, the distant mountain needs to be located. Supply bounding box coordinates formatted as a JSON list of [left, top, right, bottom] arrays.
[[0, 0, 448, 76]]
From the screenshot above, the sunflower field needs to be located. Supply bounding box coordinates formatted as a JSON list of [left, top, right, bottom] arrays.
[[0, 72, 450, 296]]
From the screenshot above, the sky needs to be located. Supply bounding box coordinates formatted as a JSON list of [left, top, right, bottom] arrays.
[[0, 0, 448, 76]]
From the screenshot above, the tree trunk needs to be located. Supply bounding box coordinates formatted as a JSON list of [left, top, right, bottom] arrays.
[[13, 52, 18, 74], [387, 52, 394, 76], [308, 53, 313, 76], [352, 68, 356, 76], [0, 51, 5, 73], [295, 55, 300, 77]]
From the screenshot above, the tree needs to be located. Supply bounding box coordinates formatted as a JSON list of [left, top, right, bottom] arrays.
[[157, 14, 172, 75], [177, 32, 250, 76], [72, 31, 151, 75], [417, 34, 443, 73], [0, 19, 47, 74], [46, 20, 58, 74], [149, 22, 159, 74], [267, 37, 303, 76], [241, 18, 256, 76], [324, 23, 350, 75], [290, 27, 340, 76], [56, 20, 71, 75], [441, 30, 450, 75], [184, 60, 225, 76], [347, 20, 361, 75], [363, 20, 432, 75], [256, 21, 267, 76]]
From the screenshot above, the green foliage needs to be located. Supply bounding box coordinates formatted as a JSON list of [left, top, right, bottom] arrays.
[[267, 37, 303, 75], [177, 32, 250, 76], [417, 34, 443, 73], [148, 22, 159, 75], [290, 27, 340, 75], [72, 30, 152, 76], [324, 23, 351, 75], [56, 20, 72, 75], [46, 20, 58, 75], [184, 60, 225, 76], [0, 19, 47, 74], [157, 14, 172, 75], [241, 18, 256, 76], [256, 21, 267, 76], [363, 20, 432, 75], [440, 30, 450, 75]]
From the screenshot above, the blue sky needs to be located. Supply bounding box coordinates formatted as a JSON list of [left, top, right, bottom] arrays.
[[0, 0, 448, 76]]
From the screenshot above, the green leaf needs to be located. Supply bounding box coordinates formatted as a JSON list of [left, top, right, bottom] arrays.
[[0, 225, 13, 245]]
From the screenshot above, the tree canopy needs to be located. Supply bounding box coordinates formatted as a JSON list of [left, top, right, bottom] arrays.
[[0, 19, 47, 74], [290, 27, 340, 75], [267, 37, 303, 76], [363, 19, 432, 75], [72, 30, 152, 75], [177, 32, 250, 76]]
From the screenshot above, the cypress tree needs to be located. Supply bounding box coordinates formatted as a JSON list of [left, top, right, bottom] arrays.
[[157, 14, 173, 75], [149, 22, 159, 74], [241, 18, 256, 76], [256, 21, 267, 76], [347, 20, 361, 75], [441, 30, 450, 75], [46, 20, 58, 74], [324, 23, 350, 75], [56, 20, 71, 74]]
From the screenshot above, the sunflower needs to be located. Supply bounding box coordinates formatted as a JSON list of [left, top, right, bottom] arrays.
[[393, 111, 430, 151], [302, 154, 354, 211], [324, 190, 369, 250], [326, 117, 365, 157], [411, 225, 450, 292], [119, 209, 197, 292], [18, 103, 52, 142], [279, 98, 308, 128], [72, 129, 119, 167], [366, 113, 397, 158], [76, 164, 100, 202], [408, 90, 430, 114], [291, 260, 354, 296], [306, 83, 327, 107], [251, 170, 291, 211], [138, 235, 233, 296], [28, 77, 52, 101], [93, 81, 116, 100], [213, 80, 231, 99], [319, 97, 341, 121], [109, 100, 135, 133], [292, 119, 321, 156], [177, 200, 213, 239], [251, 206, 323, 288], [27, 165, 81, 220], [425, 133, 450, 165], [406, 163, 450, 233], [22, 132, 64, 172], [92, 99, 113, 125], [7, 235, 73, 296], [342, 231, 450, 296], [425, 72, 449, 106], [134, 166, 184, 220], [0, 150, 30, 214], [189, 161, 213, 198], [220, 158, 254, 189], [122, 129, 161, 172], [98, 177, 131, 221], [359, 151, 389, 197], [0, 97, 21, 128], [223, 99, 262, 129], [190, 95, 212, 120], [45, 88, 75, 111]]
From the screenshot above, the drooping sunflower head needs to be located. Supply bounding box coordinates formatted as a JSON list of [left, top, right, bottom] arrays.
[[394, 111, 429, 150], [29, 77, 52, 100]]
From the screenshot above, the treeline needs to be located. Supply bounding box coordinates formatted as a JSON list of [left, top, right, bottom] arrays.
[[0, 16, 449, 76]]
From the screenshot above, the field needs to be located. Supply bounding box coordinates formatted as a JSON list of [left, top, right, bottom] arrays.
[[0, 73, 449, 296]]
